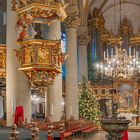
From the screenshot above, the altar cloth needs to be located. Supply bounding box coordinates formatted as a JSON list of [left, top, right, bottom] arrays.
[[14, 106, 24, 125], [121, 130, 128, 140]]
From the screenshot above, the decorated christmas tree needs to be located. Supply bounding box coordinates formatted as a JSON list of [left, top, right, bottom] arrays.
[[78, 78, 101, 125]]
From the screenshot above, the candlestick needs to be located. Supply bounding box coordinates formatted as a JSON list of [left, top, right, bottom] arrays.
[[129, 46, 131, 56], [104, 51, 106, 59], [111, 48, 113, 57], [134, 48, 136, 57], [107, 48, 109, 59]]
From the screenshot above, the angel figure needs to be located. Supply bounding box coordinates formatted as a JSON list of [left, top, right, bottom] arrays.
[[26, 14, 37, 38], [16, 16, 28, 41]]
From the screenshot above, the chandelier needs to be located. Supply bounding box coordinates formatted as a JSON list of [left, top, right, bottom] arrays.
[[96, 40, 140, 80], [95, 0, 140, 80]]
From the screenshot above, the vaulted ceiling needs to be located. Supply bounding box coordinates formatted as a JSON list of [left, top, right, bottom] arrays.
[[79, 0, 140, 34]]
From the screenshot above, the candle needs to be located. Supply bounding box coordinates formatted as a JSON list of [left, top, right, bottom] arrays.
[[111, 48, 113, 57], [129, 46, 131, 55], [115, 46, 118, 56], [104, 51, 106, 59], [107, 48, 109, 59], [134, 48, 136, 57]]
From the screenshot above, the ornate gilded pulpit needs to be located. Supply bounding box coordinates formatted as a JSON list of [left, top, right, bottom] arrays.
[[12, 0, 67, 88]]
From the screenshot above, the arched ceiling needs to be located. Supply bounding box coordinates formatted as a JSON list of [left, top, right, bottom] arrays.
[[80, 0, 140, 34]]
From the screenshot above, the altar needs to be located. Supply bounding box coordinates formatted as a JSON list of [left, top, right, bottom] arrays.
[[92, 79, 140, 126]]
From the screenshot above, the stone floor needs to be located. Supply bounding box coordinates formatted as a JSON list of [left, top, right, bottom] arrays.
[[74, 131, 140, 140]]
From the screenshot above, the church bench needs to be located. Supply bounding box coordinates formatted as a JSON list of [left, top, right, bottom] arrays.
[[65, 120, 82, 137], [61, 131, 72, 140], [0, 119, 6, 126], [64, 131, 72, 137], [36, 120, 62, 131], [36, 121, 48, 131], [81, 122, 98, 137]]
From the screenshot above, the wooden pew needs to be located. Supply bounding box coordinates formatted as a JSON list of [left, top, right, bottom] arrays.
[[24, 119, 98, 139], [81, 121, 98, 137], [0, 119, 6, 126], [65, 120, 82, 138]]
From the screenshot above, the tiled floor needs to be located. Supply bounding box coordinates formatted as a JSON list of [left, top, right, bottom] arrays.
[[74, 131, 140, 140]]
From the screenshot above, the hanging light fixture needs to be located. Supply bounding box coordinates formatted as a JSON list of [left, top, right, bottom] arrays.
[[95, 0, 140, 80]]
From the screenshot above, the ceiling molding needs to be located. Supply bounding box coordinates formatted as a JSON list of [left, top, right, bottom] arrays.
[[103, 1, 140, 14], [99, 0, 109, 12]]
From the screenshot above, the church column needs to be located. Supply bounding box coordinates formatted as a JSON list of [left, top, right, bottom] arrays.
[[45, 21, 63, 121], [78, 27, 89, 81], [6, 0, 31, 125], [64, 6, 80, 119]]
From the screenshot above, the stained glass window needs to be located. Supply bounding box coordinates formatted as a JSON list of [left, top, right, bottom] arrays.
[[61, 32, 66, 79]]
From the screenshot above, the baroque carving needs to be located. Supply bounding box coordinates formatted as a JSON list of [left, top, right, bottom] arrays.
[[11, 0, 67, 24], [64, 14, 80, 29], [78, 34, 90, 46], [0, 45, 6, 79], [12, 0, 67, 88], [11, 0, 67, 11], [119, 18, 133, 36], [16, 14, 37, 42], [14, 39, 67, 88], [88, 7, 105, 31]]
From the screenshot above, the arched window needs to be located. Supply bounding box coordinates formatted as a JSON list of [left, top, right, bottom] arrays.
[[61, 32, 66, 79]]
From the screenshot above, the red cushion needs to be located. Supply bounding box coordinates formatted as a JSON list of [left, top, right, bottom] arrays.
[[82, 128, 96, 133], [64, 132, 72, 137]]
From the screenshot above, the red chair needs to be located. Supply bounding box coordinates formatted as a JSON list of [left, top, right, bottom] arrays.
[[14, 106, 24, 125]]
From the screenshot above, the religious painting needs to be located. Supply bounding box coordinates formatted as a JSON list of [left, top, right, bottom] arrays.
[[37, 47, 50, 64], [118, 83, 134, 109]]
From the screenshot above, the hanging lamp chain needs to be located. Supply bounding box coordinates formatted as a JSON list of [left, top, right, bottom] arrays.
[[114, 0, 116, 35]]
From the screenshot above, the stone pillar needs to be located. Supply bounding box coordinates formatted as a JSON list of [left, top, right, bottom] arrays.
[[45, 21, 63, 121], [78, 27, 90, 81], [64, 7, 80, 119], [6, 0, 31, 126]]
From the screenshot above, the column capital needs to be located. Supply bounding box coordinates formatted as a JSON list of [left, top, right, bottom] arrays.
[[64, 5, 80, 29], [78, 34, 91, 46], [64, 14, 80, 29], [77, 27, 91, 46], [88, 7, 105, 31]]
